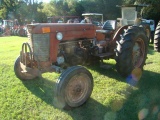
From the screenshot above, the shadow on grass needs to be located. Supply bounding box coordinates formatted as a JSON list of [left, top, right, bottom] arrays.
[[22, 77, 56, 106], [22, 75, 109, 120], [21, 64, 160, 120], [20, 62, 131, 120], [146, 43, 156, 55], [116, 70, 160, 120], [87, 62, 124, 82], [66, 98, 110, 120], [148, 44, 155, 55]]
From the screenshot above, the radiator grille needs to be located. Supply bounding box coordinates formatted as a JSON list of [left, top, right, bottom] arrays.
[[32, 34, 50, 61]]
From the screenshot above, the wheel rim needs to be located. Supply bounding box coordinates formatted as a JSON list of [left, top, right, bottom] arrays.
[[132, 38, 145, 67], [15, 57, 36, 80], [65, 73, 91, 106], [17, 61, 30, 78], [146, 29, 150, 39]]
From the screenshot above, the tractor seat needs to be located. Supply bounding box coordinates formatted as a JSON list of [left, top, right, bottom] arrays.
[[96, 20, 117, 34]]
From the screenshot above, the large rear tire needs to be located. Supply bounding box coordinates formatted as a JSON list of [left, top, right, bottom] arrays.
[[154, 21, 160, 52], [116, 26, 148, 77], [54, 66, 93, 109]]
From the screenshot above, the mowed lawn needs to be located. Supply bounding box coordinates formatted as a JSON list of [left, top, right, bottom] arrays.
[[0, 36, 160, 120]]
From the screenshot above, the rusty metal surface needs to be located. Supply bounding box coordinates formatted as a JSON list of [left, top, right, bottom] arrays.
[[132, 38, 145, 68], [32, 34, 50, 62], [96, 31, 105, 41], [27, 23, 96, 40], [20, 62, 39, 76], [112, 25, 129, 41], [20, 51, 62, 74], [20, 43, 33, 67], [65, 73, 90, 104], [27, 23, 97, 63]]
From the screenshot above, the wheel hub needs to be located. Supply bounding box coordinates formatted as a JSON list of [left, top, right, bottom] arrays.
[[65, 74, 89, 104], [133, 42, 140, 64], [132, 38, 145, 67], [73, 84, 82, 93]]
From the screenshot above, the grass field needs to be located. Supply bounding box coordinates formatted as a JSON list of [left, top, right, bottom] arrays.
[[0, 36, 160, 120]]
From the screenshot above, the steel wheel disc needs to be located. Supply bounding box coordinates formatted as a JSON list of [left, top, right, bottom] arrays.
[[65, 73, 90, 106], [132, 38, 145, 67]]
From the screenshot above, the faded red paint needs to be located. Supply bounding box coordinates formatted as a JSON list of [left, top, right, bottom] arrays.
[[27, 23, 96, 63]]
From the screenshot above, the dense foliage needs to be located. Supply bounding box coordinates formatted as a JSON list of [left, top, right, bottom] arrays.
[[0, 0, 160, 24]]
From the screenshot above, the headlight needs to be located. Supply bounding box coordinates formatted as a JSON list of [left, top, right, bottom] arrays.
[[56, 32, 63, 41]]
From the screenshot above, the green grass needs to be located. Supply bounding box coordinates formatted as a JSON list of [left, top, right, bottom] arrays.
[[0, 36, 160, 120]]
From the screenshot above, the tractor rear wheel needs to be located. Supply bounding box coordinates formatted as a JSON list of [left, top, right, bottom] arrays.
[[116, 26, 148, 77], [154, 21, 160, 52], [54, 66, 93, 109], [14, 56, 37, 80]]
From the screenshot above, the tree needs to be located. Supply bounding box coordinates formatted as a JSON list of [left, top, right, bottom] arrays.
[[73, 2, 85, 16], [122, 0, 135, 4], [41, 2, 56, 17], [0, 0, 20, 19], [80, 0, 123, 20], [136, 0, 160, 25], [41, 0, 84, 19], [0, 7, 7, 19], [2, 0, 157, 25], [121, 0, 160, 25]]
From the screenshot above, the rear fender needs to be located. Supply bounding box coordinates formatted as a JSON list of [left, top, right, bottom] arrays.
[[112, 25, 129, 42]]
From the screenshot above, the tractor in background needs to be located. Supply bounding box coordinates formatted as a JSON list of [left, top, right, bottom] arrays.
[[0, 19, 27, 37], [116, 4, 154, 43], [154, 21, 160, 52], [81, 13, 103, 25], [47, 16, 80, 23], [0, 19, 13, 36], [142, 19, 155, 43], [10, 19, 27, 37]]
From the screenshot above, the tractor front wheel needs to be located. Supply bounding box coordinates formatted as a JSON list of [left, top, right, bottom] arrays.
[[116, 26, 148, 77], [54, 66, 93, 109], [14, 56, 37, 80]]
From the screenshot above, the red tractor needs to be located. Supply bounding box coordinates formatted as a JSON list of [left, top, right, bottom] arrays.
[[0, 20, 13, 36], [47, 16, 80, 23], [10, 19, 27, 37], [14, 4, 150, 109]]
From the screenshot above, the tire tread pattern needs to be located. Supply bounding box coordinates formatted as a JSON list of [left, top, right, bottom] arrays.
[[115, 26, 148, 77], [154, 21, 160, 52]]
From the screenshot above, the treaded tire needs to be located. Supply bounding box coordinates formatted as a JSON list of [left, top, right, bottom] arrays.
[[54, 66, 93, 109], [14, 56, 37, 80], [115, 26, 148, 77], [154, 21, 160, 52]]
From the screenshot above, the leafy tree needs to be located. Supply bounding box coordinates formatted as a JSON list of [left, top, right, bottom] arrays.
[[0, 7, 7, 19], [0, 0, 20, 19], [73, 2, 85, 16], [122, 0, 135, 4], [0, 0, 45, 23], [41, 0, 84, 22], [80, 0, 123, 20], [51, 0, 70, 16], [121, 0, 160, 24], [1, 0, 158, 25], [41, 3, 56, 17], [137, 0, 160, 24], [35, 11, 47, 23]]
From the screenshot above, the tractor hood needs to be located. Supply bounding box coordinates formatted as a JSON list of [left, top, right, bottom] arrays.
[[27, 23, 96, 40]]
